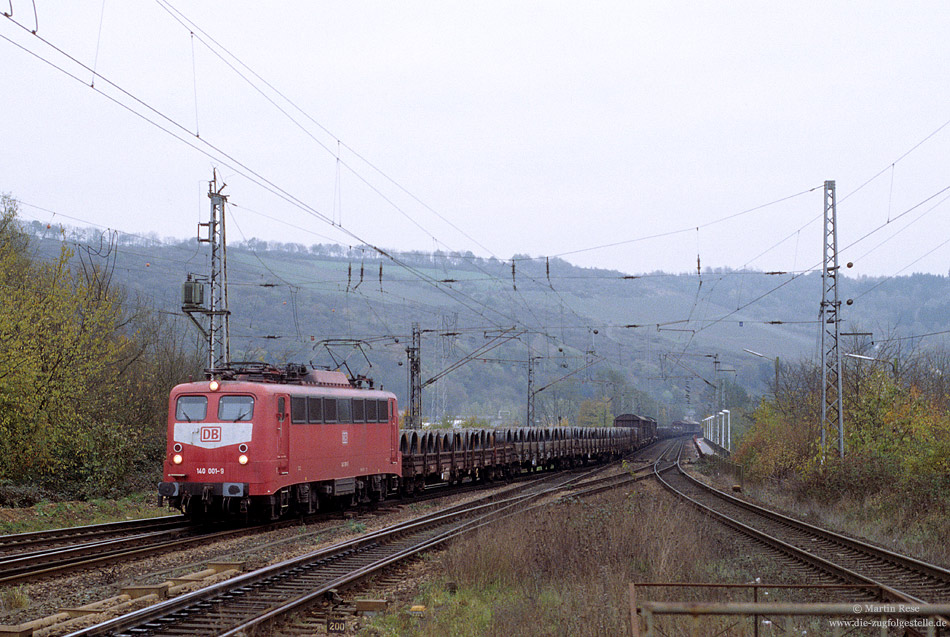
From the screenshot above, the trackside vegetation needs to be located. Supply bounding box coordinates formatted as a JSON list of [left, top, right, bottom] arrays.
[[0, 195, 201, 502], [363, 487, 824, 636], [366, 491, 710, 636], [734, 347, 950, 563]]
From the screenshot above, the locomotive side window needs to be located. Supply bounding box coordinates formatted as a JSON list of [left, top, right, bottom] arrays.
[[219, 395, 254, 421], [337, 399, 352, 423], [308, 397, 323, 423], [378, 399, 389, 422], [353, 399, 365, 423], [291, 397, 307, 423], [324, 398, 337, 423], [176, 396, 207, 422], [365, 399, 377, 423]]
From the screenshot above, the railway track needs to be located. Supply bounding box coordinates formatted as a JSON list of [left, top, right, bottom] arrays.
[[552, 438, 679, 501], [0, 516, 188, 555], [0, 519, 275, 587], [62, 446, 671, 637], [0, 440, 671, 592], [0, 516, 233, 586], [657, 442, 950, 605]]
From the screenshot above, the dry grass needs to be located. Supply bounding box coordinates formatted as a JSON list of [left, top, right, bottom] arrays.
[[362, 484, 803, 636], [745, 480, 950, 569], [0, 586, 29, 612], [356, 468, 922, 636], [692, 453, 950, 569]]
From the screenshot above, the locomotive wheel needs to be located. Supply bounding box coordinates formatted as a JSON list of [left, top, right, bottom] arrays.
[[185, 498, 207, 522]]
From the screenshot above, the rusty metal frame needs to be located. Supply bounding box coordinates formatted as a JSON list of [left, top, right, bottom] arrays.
[[630, 582, 948, 636]]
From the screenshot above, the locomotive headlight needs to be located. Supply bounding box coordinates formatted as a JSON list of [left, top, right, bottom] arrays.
[[238, 454, 249, 465], [173, 454, 183, 465], [209, 380, 220, 391]]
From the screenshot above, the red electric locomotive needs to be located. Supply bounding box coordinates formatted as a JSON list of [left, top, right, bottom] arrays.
[[158, 363, 400, 520]]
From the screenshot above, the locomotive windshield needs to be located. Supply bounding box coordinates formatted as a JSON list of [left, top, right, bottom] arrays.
[[219, 395, 254, 421], [176, 396, 208, 422]]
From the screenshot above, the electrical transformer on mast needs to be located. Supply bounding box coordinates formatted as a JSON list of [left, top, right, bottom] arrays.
[[182, 171, 231, 373]]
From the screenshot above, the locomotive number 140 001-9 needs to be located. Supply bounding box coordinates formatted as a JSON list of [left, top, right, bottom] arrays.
[[195, 467, 226, 476]]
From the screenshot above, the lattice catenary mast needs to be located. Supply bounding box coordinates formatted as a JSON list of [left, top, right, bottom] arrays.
[[182, 171, 231, 373], [406, 322, 422, 429], [820, 180, 844, 459]]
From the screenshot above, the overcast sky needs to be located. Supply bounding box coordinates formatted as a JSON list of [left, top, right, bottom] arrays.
[[3, 1, 950, 278]]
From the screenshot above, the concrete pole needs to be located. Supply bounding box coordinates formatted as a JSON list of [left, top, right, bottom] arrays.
[[727, 412, 731, 450]]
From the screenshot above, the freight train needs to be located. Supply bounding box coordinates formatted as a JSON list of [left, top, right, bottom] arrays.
[[661, 418, 703, 438], [613, 413, 657, 439], [158, 363, 663, 520]]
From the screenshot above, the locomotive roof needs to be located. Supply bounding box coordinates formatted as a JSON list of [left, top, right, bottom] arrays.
[[171, 377, 396, 398]]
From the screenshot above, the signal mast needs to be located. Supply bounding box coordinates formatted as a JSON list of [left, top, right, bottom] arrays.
[[182, 171, 231, 373]]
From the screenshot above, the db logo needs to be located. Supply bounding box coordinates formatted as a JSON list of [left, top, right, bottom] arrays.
[[200, 427, 222, 443]]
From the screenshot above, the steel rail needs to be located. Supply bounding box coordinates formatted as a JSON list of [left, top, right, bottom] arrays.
[[0, 516, 189, 554], [657, 444, 950, 606], [555, 439, 679, 501], [678, 459, 950, 593], [0, 522, 278, 587], [219, 479, 572, 636], [0, 472, 569, 588], [218, 448, 681, 637], [65, 461, 634, 636], [0, 527, 197, 576], [1, 441, 665, 589]]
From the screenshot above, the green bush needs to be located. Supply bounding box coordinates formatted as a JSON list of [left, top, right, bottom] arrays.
[[0, 195, 201, 501]]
